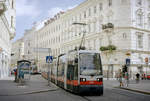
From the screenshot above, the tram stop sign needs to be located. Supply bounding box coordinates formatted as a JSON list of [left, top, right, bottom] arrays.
[[126, 58, 130, 66], [46, 56, 53, 63]]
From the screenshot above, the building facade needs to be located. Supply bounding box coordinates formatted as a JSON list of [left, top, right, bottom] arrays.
[[11, 38, 24, 71], [26, 0, 150, 78], [0, 0, 16, 78]]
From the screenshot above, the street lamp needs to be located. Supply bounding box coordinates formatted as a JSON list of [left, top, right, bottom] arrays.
[[72, 22, 87, 50]]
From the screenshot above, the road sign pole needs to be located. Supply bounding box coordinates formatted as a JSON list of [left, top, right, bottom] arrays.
[[48, 48, 51, 86], [145, 57, 148, 79]]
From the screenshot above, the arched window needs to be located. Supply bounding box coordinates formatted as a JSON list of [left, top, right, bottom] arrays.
[[136, 9, 143, 26]]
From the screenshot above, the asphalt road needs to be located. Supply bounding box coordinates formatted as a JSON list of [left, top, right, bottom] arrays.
[[0, 75, 150, 101], [1, 84, 150, 101]]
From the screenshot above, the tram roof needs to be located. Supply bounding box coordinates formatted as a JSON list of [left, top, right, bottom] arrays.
[[17, 60, 31, 64], [67, 49, 100, 54]]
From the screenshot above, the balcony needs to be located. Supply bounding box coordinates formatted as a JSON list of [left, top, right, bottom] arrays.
[[0, 0, 6, 15]]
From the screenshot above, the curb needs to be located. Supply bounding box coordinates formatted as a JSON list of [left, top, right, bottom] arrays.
[[115, 87, 150, 95], [0, 88, 59, 96]]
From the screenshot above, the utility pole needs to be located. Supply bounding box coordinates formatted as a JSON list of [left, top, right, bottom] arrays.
[[72, 22, 87, 50]]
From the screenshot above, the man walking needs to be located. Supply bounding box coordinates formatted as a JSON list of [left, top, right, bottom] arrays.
[[136, 73, 140, 83]]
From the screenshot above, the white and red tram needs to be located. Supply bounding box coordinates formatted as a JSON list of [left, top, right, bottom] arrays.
[[49, 49, 103, 95]]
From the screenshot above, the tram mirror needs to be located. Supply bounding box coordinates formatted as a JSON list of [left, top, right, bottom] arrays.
[[75, 58, 78, 63]]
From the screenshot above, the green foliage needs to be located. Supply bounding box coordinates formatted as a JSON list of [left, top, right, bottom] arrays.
[[100, 45, 116, 52]]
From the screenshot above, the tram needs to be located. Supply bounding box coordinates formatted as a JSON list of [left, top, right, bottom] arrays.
[[50, 49, 103, 95]]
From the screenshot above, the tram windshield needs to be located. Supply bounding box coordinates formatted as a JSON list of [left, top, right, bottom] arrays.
[[79, 53, 102, 76]]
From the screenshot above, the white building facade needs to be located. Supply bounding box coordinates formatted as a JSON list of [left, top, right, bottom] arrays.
[[0, 0, 16, 78], [11, 38, 24, 70], [28, 0, 150, 78]]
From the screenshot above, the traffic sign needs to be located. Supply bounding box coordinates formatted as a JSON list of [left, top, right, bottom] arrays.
[[46, 56, 53, 63], [126, 58, 130, 66]]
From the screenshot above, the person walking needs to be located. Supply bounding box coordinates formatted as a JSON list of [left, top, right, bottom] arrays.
[[118, 69, 123, 87], [136, 73, 140, 83], [14, 69, 17, 82], [124, 72, 129, 87]]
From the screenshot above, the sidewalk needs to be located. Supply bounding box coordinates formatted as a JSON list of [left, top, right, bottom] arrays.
[[0, 75, 14, 80], [0, 75, 58, 96], [104, 79, 150, 95], [120, 80, 150, 95]]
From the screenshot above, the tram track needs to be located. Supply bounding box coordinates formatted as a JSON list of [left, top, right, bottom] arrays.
[[81, 96, 92, 101]]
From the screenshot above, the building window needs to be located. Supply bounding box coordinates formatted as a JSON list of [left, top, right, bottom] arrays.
[[108, 0, 112, 7], [136, 9, 143, 26], [148, 0, 150, 9], [93, 22, 96, 32], [137, 33, 143, 49], [137, 14, 143, 26], [84, 11, 86, 18], [94, 6, 97, 14], [11, 16, 13, 28], [12, 0, 14, 9], [148, 35, 150, 50], [148, 14, 150, 28], [89, 8, 91, 16], [99, 3, 103, 11], [28, 42, 30, 47], [121, 0, 127, 5], [79, 14, 81, 20], [137, 0, 142, 6], [123, 33, 127, 39], [88, 24, 91, 32], [28, 50, 30, 54]]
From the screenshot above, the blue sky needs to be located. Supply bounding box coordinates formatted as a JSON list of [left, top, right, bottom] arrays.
[[15, 0, 85, 41]]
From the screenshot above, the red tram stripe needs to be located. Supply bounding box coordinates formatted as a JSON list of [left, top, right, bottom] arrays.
[[67, 80, 78, 86], [80, 81, 103, 85]]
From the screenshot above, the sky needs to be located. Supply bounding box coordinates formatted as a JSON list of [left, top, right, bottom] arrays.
[[15, 0, 86, 41]]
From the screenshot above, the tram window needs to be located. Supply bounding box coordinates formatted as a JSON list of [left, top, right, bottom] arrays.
[[67, 65, 74, 80], [74, 63, 78, 80], [79, 53, 102, 76]]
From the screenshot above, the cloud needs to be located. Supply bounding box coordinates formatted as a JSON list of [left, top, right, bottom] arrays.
[[47, 5, 77, 18], [16, 0, 41, 18]]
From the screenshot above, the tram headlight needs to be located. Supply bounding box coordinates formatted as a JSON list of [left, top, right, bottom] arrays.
[[97, 78, 102, 82], [80, 78, 86, 82]]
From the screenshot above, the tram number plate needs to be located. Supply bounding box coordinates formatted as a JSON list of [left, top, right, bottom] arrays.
[[89, 81, 94, 84]]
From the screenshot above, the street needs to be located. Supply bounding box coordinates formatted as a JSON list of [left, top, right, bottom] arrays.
[[0, 75, 150, 101]]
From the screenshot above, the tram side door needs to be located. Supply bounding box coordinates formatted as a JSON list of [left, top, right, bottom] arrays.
[[67, 64, 74, 91]]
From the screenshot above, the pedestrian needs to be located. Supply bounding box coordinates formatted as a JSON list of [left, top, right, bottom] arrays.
[[144, 73, 146, 80], [136, 73, 140, 83], [14, 69, 17, 82], [141, 74, 144, 80], [124, 72, 129, 87], [118, 69, 123, 87]]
